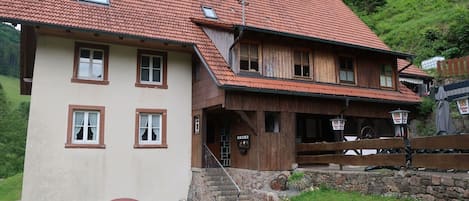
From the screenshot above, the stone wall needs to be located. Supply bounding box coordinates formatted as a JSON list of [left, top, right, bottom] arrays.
[[187, 168, 214, 201], [189, 167, 469, 201], [306, 169, 469, 201]]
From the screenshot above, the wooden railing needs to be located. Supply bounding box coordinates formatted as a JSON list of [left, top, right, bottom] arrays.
[[437, 56, 469, 77], [296, 134, 469, 170]]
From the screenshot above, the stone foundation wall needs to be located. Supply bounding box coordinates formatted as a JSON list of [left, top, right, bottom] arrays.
[[187, 168, 213, 201], [304, 169, 469, 201]]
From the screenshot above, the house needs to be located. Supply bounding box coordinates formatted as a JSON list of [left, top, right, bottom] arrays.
[[398, 59, 433, 96], [0, 0, 421, 200]]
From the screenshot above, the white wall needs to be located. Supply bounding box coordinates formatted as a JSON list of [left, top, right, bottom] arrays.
[[22, 35, 192, 201]]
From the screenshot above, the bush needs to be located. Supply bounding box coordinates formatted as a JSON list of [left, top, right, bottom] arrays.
[[417, 97, 434, 117], [287, 172, 312, 191]]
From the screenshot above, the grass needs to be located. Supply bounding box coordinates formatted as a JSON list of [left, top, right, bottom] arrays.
[[290, 187, 414, 201], [0, 75, 30, 108], [0, 173, 22, 201]]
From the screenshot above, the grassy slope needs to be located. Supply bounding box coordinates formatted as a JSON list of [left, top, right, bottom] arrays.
[[357, 0, 469, 64], [291, 188, 414, 201], [0, 173, 22, 201], [0, 75, 30, 108]]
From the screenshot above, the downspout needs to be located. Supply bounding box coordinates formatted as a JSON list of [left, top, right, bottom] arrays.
[[228, 26, 245, 68]]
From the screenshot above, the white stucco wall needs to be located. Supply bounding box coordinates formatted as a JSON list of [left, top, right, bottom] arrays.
[[22, 35, 192, 201]]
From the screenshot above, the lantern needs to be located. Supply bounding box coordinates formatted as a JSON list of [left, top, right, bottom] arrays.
[[330, 117, 346, 131], [389, 109, 410, 125], [455, 96, 469, 115]]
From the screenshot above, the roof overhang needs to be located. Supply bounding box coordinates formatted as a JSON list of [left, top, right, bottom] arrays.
[[1, 17, 195, 47], [234, 25, 414, 59], [221, 84, 420, 105]]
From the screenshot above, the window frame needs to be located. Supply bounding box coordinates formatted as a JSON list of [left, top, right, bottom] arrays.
[[78, 0, 110, 5], [66, 105, 105, 149], [265, 111, 281, 133], [293, 49, 312, 79], [72, 42, 109, 85], [135, 49, 168, 89], [134, 109, 168, 149], [380, 64, 394, 89], [337, 56, 357, 85], [239, 42, 262, 73]]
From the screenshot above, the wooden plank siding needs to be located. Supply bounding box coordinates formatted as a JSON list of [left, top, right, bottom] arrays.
[[412, 154, 469, 170], [296, 138, 404, 152], [411, 134, 469, 149], [192, 60, 225, 110], [297, 154, 406, 166], [225, 91, 407, 119], [437, 56, 469, 77], [232, 34, 399, 90]]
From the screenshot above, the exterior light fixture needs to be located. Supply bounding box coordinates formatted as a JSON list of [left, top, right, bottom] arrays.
[[330, 117, 346, 131], [390, 109, 410, 138], [455, 96, 469, 115], [390, 109, 410, 125]]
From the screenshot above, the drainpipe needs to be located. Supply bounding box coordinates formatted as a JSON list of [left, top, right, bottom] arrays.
[[228, 26, 245, 68]]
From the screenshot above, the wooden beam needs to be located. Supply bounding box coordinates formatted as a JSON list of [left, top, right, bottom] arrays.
[[411, 135, 469, 149], [412, 153, 469, 170], [296, 138, 404, 152], [234, 110, 257, 135], [296, 154, 406, 166]]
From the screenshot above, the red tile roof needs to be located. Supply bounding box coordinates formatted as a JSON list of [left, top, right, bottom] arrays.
[[0, 0, 420, 103], [398, 59, 432, 78]]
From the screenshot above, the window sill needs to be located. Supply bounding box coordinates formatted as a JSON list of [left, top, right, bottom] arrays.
[[71, 78, 109, 85], [135, 83, 168, 89], [293, 76, 312, 80], [380, 86, 395, 90], [134, 144, 168, 149], [339, 81, 356, 86], [65, 143, 106, 149]]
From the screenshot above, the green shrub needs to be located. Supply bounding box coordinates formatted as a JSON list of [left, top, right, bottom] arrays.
[[418, 97, 435, 117], [288, 171, 305, 182]]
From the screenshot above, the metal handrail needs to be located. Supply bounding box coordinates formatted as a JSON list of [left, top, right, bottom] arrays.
[[203, 144, 240, 200]]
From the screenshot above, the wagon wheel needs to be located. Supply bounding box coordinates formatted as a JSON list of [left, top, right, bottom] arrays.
[[358, 125, 376, 140]]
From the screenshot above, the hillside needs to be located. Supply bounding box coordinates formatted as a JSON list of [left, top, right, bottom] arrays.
[[345, 0, 469, 65], [0, 75, 29, 108], [0, 23, 20, 78]]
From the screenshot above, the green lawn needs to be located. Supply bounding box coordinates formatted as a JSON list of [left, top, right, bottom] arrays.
[[0, 173, 22, 201], [0, 75, 30, 108], [290, 188, 414, 201]]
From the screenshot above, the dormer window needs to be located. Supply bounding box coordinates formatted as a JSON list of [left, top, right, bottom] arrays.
[[338, 56, 355, 84], [240, 43, 259, 72], [202, 6, 218, 19], [79, 0, 109, 5]]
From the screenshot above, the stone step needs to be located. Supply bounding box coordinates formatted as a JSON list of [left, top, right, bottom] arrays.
[[216, 194, 252, 201], [209, 185, 239, 191], [206, 180, 236, 186]]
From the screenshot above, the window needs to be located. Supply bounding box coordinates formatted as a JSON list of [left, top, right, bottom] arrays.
[[202, 6, 218, 19], [134, 109, 167, 148], [79, 0, 109, 5], [66, 105, 105, 148], [338, 57, 355, 83], [294, 50, 310, 78], [72, 42, 109, 85], [380, 65, 393, 88], [265, 112, 280, 133], [240, 43, 259, 72], [136, 50, 168, 89]]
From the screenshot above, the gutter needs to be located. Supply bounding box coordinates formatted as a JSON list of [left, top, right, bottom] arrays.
[[221, 84, 420, 105], [235, 25, 413, 59]]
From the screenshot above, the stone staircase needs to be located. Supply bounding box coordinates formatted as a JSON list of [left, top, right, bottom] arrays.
[[205, 168, 252, 201]]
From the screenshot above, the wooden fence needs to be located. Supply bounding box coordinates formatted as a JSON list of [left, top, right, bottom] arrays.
[[296, 134, 469, 170], [437, 56, 469, 77]]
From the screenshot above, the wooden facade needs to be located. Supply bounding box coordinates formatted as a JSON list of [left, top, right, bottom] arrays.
[[191, 29, 415, 171], [227, 32, 398, 91]]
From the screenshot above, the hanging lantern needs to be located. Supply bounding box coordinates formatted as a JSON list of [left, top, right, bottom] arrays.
[[389, 109, 410, 125], [455, 96, 469, 115], [330, 117, 346, 131]]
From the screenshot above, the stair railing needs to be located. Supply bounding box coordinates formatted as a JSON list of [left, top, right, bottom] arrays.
[[203, 144, 240, 200]]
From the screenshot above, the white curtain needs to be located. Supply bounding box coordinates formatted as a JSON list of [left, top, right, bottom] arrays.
[[152, 115, 161, 142], [88, 113, 98, 140], [140, 115, 149, 141], [74, 112, 84, 140]]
